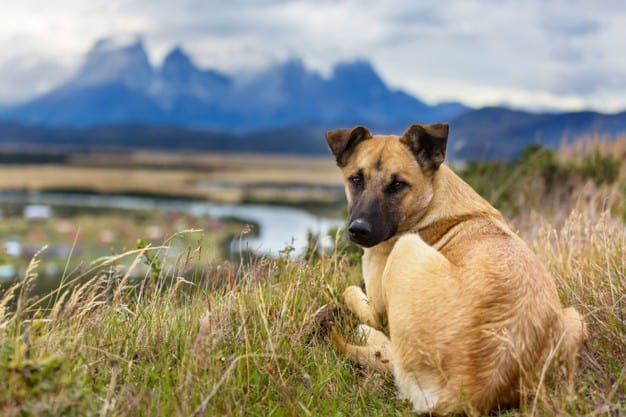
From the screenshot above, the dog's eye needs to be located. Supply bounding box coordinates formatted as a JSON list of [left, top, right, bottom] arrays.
[[387, 180, 408, 194], [349, 175, 364, 188]]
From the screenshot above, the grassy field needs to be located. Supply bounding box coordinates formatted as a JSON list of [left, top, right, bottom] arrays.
[[0, 151, 344, 204], [0, 138, 625, 416]]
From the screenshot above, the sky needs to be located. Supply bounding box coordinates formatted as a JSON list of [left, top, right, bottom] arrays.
[[1, 0, 625, 113]]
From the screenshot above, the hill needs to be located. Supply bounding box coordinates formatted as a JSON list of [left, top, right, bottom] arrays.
[[450, 107, 626, 159], [2, 108, 626, 160], [0, 120, 330, 155]]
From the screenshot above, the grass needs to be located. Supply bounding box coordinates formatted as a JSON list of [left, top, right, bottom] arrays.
[[0, 151, 343, 204], [1, 236, 405, 416], [0, 138, 625, 416]]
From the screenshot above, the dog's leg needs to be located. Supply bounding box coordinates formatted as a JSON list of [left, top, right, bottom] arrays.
[[333, 286, 389, 373], [331, 324, 394, 374], [342, 285, 383, 329]]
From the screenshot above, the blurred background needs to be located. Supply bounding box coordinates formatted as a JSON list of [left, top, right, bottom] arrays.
[[1, 0, 625, 291]]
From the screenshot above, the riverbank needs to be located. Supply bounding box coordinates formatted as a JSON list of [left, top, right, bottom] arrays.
[[0, 151, 347, 297], [0, 191, 344, 294]]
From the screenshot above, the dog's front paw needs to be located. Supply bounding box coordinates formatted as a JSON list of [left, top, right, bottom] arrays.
[[342, 285, 383, 329], [342, 285, 368, 305], [356, 323, 375, 342]]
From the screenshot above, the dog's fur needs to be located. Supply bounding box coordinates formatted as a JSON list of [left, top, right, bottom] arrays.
[[326, 123, 586, 415]]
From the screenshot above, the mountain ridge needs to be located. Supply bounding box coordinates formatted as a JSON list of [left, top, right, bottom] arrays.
[[1, 37, 626, 159], [3, 37, 467, 131]]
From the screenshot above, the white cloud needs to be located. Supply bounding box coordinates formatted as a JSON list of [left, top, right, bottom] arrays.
[[0, 54, 71, 105], [0, 0, 625, 111]]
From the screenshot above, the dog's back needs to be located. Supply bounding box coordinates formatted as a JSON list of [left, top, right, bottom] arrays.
[[409, 165, 586, 413]]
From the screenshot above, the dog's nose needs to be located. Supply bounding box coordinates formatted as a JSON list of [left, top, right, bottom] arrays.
[[348, 219, 372, 240]]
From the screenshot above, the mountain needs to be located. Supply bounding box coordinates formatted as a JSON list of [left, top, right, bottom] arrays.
[[10, 38, 165, 126], [447, 107, 626, 160], [2, 37, 626, 159], [3, 37, 468, 131], [72, 37, 154, 90]]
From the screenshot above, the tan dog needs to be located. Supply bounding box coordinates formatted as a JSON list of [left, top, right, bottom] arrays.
[[326, 123, 586, 415]]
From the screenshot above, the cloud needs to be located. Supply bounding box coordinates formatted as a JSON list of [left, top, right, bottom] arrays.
[[0, 0, 626, 111], [543, 65, 626, 98], [549, 44, 586, 64], [0, 55, 71, 104], [540, 17, 601, 37]]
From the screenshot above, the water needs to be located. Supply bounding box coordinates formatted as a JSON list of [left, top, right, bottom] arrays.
[[0, 191, 344, 257]]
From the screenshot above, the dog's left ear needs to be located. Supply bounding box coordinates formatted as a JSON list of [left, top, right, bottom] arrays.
[[325, 125, 372, 167], [401, 122, 449, 174]]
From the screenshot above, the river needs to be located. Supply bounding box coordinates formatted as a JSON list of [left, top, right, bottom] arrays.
[[0, 191, 344, 257]]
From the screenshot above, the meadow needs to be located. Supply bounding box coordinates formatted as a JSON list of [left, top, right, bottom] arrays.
[[0, 136, 624, 416], [0, 151, 344, 205]]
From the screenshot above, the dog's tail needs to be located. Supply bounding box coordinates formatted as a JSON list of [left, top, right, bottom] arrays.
[[331, 326, 394, 374]]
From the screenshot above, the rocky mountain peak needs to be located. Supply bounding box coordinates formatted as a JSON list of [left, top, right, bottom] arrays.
[[72, 35, 154, 90]]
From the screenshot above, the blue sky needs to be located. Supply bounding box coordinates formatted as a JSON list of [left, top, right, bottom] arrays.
[[1, 0, 625, 112]]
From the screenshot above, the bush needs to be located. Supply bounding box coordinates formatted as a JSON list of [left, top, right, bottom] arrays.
[[578, 149, 621, 186], [459, 144, 622, 217]]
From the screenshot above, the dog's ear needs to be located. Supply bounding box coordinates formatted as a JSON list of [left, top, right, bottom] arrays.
[[401, 122, 449, 174], [325, 125, 372, 167]]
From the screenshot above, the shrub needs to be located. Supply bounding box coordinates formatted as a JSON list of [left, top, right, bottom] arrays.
[[459, 143, 623, 218]]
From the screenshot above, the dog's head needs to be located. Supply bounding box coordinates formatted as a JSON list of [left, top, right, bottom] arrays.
[[326, 122, 448, 247]]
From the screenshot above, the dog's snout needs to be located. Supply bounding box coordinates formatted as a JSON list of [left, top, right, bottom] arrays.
[[348, 219, 372, 240]]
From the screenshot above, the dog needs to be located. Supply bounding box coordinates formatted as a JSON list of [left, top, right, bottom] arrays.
[[325, 122, 586, 415]]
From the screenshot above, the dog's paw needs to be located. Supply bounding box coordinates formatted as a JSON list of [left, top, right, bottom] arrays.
[[356, 324, 391, 347], [343, 285, 367, 303], [356, 323, 374, 340]]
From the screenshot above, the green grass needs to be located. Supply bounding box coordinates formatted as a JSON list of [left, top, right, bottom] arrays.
[[1, 141, 625, 416], [2, 210, 624, 416], [0, 236, 415, 416]]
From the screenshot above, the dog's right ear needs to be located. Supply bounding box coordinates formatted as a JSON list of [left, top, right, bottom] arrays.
[[325, 126, 372, 167], [401, 122, 449, 175]]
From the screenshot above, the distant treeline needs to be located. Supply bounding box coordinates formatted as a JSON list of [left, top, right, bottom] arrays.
[[2, 111, 626, 160], [0, 121, 328, 155], [0, 152, 70, 164]]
